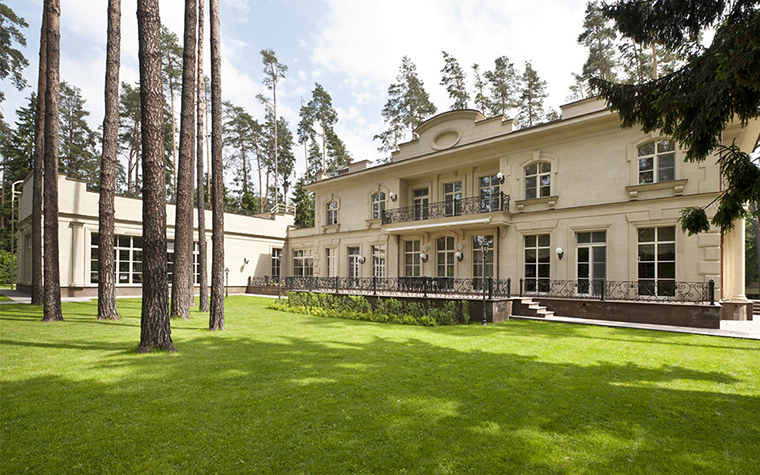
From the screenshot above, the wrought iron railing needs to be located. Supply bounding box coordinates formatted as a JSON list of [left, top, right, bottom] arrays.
[[518, 278, 715, 304], [382, 192, 510, 225], [286, 276, 511, 299], [248, 276, 283, 287]]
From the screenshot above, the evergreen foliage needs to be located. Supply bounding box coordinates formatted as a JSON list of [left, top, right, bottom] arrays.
[[0, 3, 29, 101], [517, 62, 548, 128], [440, 51, 469, 110], [484, 55, 518, 117]]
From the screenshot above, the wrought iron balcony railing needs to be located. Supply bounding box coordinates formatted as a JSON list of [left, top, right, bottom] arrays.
[[382, 192, 510, 225]]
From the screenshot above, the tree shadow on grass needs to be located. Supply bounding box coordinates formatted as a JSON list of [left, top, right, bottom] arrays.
[[3, 313, 759, 474]]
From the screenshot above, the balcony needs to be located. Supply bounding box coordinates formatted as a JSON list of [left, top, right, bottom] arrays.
[[381, 192, 510, 225]]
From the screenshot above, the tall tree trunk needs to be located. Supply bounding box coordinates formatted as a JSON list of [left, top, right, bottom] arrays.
[[31, 9, 47, 306], [170, 0, 197, 320], [273, 85, 279, 212], [209, 0, 225, 331], [196, 0, 208, 312], [256, 146, 262, 213], [137, 0, 175, 352], [98, 0, 121, 320], [42, 0, 63, 322], [169, 78, 178, 196]]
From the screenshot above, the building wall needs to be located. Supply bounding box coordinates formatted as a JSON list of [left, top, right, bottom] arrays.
[[285, 100, 759, 302], [16, 174, 293, 296]]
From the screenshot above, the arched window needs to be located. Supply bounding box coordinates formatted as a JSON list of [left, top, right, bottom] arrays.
[[525, 162, 551, 199], [372, 192, 386, 219], [638, 139, 675, 184], [326, 201, 338, 225]]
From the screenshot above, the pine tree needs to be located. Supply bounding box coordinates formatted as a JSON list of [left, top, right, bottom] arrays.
[[291, 176, 314, 229], [58, 81, 100, 187], [160, 25, 182, 194], [307, 83, 338, 173], [0, 3, 29, 102], [440, 51, 469, 110], [471, 63, 489, 114], [195, 0, 208, 312], [222, 101, 258, 198], [484, 55, 518, 117], [118, 82, 141, 195], [259, 49, 287, 212], [517, 62, 548, 128], [578, 1, 618, 83]]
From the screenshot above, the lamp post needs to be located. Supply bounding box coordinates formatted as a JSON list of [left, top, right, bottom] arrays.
[[225, 267, 229, 298], [482, 242, 488, 326], [10, 181, 24, 291]]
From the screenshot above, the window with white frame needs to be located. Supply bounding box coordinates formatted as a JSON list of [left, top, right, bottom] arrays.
[[326, 201, 338, 225], [326, 248, 335, 277], [436, 236, 455, 282], [348, 247, 360, 279], [577, 231, 606, 295], [638, 226, 676, 296], [480, 175, 501, 212], [293, 249, 313, 277], [444, 182, 462, 217], [638, 139, 675, 184], [404, 240, 421, 277], [372, 245, 385, 278], [525, 162, 551, 199], [524, 234, 550, 292], [413, 188, 429, 220], [372, 192, 386, 220], [271, 249, 282, 281]]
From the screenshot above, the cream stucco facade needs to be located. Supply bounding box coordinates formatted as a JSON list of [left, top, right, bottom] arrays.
[[15, 174, 293, 296], [285, 98, 759, 305]]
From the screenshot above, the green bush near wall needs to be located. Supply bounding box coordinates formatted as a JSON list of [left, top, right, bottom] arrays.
[[268, 292, 470, 326]]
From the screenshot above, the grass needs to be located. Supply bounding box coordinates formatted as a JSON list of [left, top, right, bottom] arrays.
[[1, 296, 759, 474]]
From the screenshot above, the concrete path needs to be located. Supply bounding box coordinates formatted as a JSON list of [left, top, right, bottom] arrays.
[[2, 289, 757, 340]]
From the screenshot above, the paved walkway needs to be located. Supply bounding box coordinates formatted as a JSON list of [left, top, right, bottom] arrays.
[[2, 289, 757, 340]]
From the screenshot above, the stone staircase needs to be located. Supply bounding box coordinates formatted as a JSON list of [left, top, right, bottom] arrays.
[[512, 297, 554, 318]]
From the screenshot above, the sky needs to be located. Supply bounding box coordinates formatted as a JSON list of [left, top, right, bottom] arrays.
[[3, 0, 590, 184]]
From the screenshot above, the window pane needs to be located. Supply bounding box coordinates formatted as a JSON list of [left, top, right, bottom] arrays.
[[658, 226, 675, 242], [638, 228, 655, 242], [118, 236, 130, 247], [639, 171, 654, 184], [638, 141, 655, 156], [593, 263, 606, 279], [525, 249, 536, 264], [639, 157, 653, 172], [91, 233, 99, 245], [658, 243, 676, 261], [638, 244, 655, 262], [657, 140, 675, 152], [538, 248, 550, 263], [592, 231, 606, 243], [578, 263, 589, 278], [525, 163, 537, 175], [577, 232, 590, 244], [525, 235, 536, 247], [578, 247, 589, 262], [538, 235, 550, 247], [658, 262, 676, 279], [639, 262, 655, 278], [540, 162, 551, 173], [538, 264, 550, 278]]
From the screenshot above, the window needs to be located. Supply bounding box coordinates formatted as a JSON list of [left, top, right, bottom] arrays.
[[436, 236, 455, 289], [372, 192, 386, 220], [271, 249, 282, 281], [638, 139, 675, 184], [413, 188, 429, 220], [524, 234, 550, 292], [404, 240, 421, 277], [472, 235, 494, 290], [525, 162, 551, 199], [326, 248, 335, 277], [348, 247, 360, 279], [480, 175, 501, 212], [444, 182, 462, 217], [577, 231, 606, 295], [372, 245, 385, 278], [293, 249, 313, 277], [638, 226, 675, 297], [326, 201, 338, 225], [90, 233, 199, 285]]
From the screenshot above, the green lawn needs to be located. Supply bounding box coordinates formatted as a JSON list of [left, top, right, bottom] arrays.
[[1, 296, 759, 474]]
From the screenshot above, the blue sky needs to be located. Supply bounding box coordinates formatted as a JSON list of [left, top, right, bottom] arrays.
[[4, 0, 589, 183]]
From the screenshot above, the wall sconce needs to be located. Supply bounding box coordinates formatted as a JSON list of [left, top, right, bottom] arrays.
[[420, 253, 428, 263], [495, 172, 505, 185], [422, 245, 428, 252], [358, 256, 366, 264], [389, 192, 397, 202], [455, 251, 464, 262], [243, 257, 249, 265], [555, 247, 564, 260]]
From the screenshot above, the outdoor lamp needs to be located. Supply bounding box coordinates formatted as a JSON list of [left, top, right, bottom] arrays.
[[389, 192, 397, 202], [555, 247, 564, 260], [420, 253, 428, 263], [225, 267, 230, 298], [495, 172, 505, 185], [358, 256, 366, 264], [455, 251, 463, 262], [243, 257, 249, 264]]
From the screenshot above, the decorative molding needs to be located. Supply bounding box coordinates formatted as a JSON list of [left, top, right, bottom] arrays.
[[625, 179, 688, 200]]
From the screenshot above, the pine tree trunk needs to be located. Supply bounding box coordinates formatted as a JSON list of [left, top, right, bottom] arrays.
[[273, 86, 279, 211], [208, 0, 225, 331], [137, 0, 175, 352], [98, 0, 121, 321], [170, 0, 197, 320], [196, 0, 208, 312], [42, 0, 63, 322], [31, 10, 47, 306]]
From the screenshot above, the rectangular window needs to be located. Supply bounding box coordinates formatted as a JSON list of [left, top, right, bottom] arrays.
[[473, 235, 494, 290], [525, 163, 551, 199], [404, 240, 421, 277], [638, 140, 676, 184], [271, 249, 282, 281], [480, 175, 501, 212], [413, 188, 429, 220], [577, 231, 606, 295], [325, 248, 335, 277], [372, 245, 385, 278], [348, 247, 360, 279], [372, 193, 386, 220], [293, 249, 313, 277], [638, 226, 676, 297], [444, 182, 462, 217], [326, 201, 338, 225], [524, 234, 550, 292]]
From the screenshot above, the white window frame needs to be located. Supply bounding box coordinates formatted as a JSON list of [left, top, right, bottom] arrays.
[[404, 240, 421, 277], [637, 139, 676, 184], [525, 162, 551, 199], [371, 192, 386, 220], [326, 201, 338, 225], [372, 245, 385, 278]]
